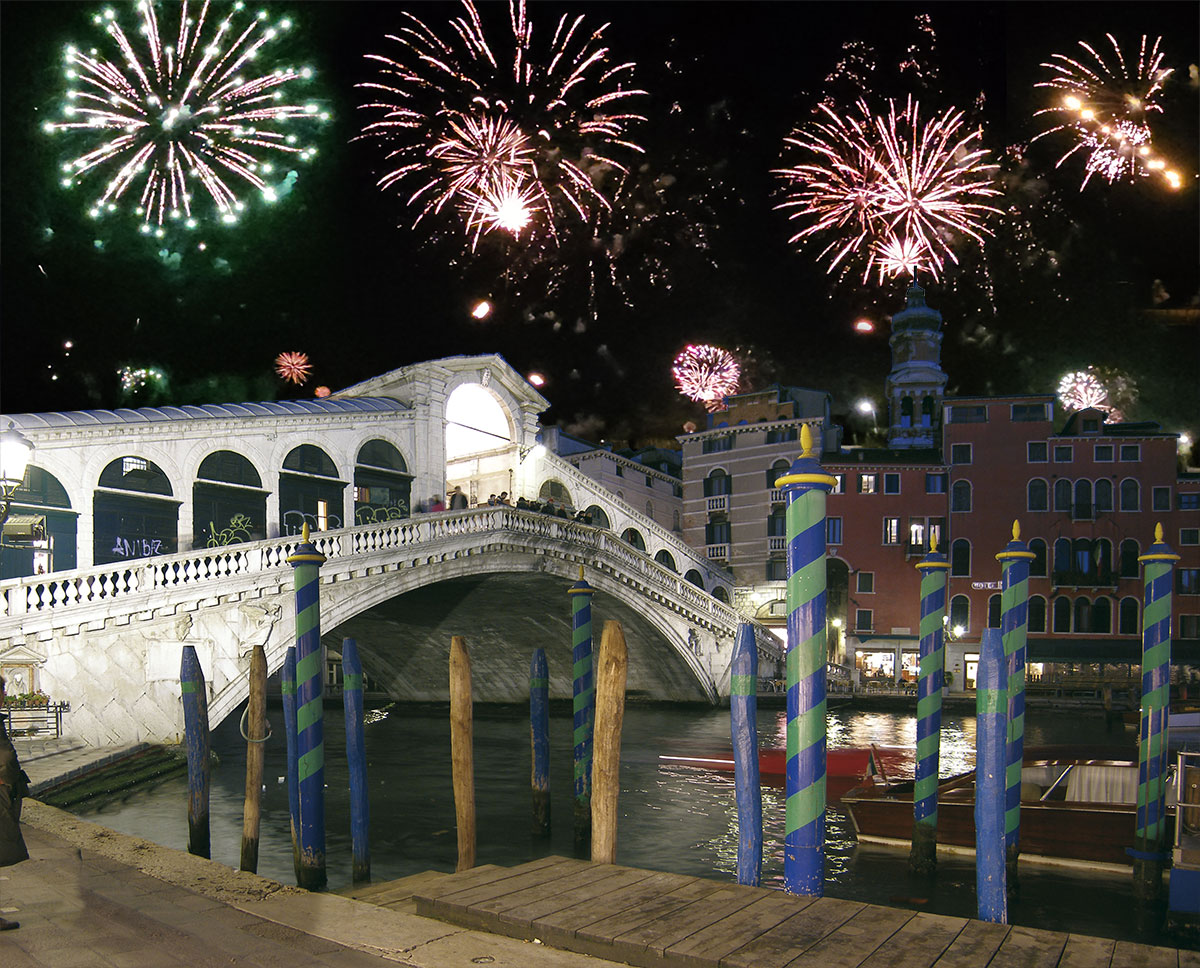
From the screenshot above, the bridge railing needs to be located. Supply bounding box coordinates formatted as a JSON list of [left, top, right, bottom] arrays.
[[0, 508, 780, 661]]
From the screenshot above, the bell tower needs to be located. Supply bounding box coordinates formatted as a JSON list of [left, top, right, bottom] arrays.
[[885, 285, 947, 449]]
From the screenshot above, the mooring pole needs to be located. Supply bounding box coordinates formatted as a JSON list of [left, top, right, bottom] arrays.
[[591, 620, 628, 865], [281, 645, 301, 883], [530, 647, 551, 838], [240, 642, 268, 873], [996, 520, 1034, 892], [776, 423, 837, 897], [975, 628, 1008, 924], [286, 523, 327, 890], [180, 644, 210, 859], [910, 535, 949, 874], [731, 622, 762, 886], [342, 637, 371, 884], [450, 635, 476, 872], [1134, 523, 1179, 900], [567, 568, 596, 851]]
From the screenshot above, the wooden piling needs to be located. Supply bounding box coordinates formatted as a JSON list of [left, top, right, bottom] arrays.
[[180, 645, 210, 859], [343, 638, 371, 884], [530, 648, 551, 838], [450, 635, 476, 872], [591, 620, 628, 865], [240, 643, 268, 873]]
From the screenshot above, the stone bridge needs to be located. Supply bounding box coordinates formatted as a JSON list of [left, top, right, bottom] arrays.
[[0, 507, 783, 747]]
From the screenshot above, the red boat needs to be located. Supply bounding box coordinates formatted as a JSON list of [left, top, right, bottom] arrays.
[[659, 745, 911, 801], [841, 747, 1174, 868]]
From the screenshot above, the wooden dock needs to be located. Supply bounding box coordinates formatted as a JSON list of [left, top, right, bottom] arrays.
[[338, 855, 1198, 968]]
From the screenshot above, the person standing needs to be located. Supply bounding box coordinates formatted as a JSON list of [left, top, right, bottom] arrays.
[[448, 486, 468, 510], [0, 675, 30, 930]]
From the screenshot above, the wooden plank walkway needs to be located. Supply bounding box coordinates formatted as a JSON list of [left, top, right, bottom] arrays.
[[342, 856, 1200, 968]]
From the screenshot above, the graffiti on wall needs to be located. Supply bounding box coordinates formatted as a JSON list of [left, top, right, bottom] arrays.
[[206, 514, 254, 548], [111, 536, 165, 558], [354, 502, 409, 525]]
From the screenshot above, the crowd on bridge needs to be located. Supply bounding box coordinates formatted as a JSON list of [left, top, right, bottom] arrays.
[[413, 487, 596, 525]]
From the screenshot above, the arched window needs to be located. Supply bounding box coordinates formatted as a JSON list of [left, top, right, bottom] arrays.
[[1053, 596, 1072, 633], [1029, 595, 1047, 633], [1095, 478, 1113, 512], [538, 479, 572, 506], [1095, 539, 1112, 581], [282, 445, 337, 478], [900, 397, 913, 428], [99, 456, 173, 494], [921, 396, 934, 427], [354, 440, 411, 525], [195, 451, 266, 547], [767, 459, 790, 489], [951, 538, 971, 576], [2, 466, 76, 577], [951, 480, 972, 512], [949, 594, 969, 632], [645, 500, 654, 519], [1073, 538, 1093, 576], [1027, 479, 1048, 512], [713, 586, 730, 603], [95, 456, 177, 564], [1119, 597, 1140, 635], [684, 569, 704, 588], [622, 528, 646, 552], [1092, 596, 1112, 634], [1029, 538, 1047, 577], [704, 469, 732, 497], [1054, 479, 1072, 512], [1074, 479, 1092, 519], [1120, 478, 1139, 511], [655, 549, 677, 572], [280, 444, 343, 535], [585, 505, 610, 529], [1120, 539, 1140, 578], [767, 507, 786, 538], [1074, 597, 1091, 633], [987, 594, 1002, 628], [198, 451, 262, 488], [1053, 537, 1071, 574]]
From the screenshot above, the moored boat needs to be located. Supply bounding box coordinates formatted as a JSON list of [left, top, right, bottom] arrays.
[[841, 747, 1176, 869]]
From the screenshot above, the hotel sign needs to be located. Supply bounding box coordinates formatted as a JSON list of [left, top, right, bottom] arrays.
[[971, 581, 1002, 590]]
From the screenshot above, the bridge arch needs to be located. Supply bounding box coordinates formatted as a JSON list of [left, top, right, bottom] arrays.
[[280, 443, 345, 534], [94, 456, 180, 565], [354, 439, 412, 524], [193, 450, 267, 548], [445, 382, 517, 504]]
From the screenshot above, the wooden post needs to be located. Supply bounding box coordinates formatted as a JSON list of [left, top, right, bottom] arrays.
[[730, 623, 762, 886], [530, 648, 551, 838], [450, 636, 476, 872], [240, 643, 268, 873], [342, 638, 371, 884], [975, 628, 1008, 924], [591, 620, 628, 865], [281, 645, 301, 883], [180, 645, 211, 859]]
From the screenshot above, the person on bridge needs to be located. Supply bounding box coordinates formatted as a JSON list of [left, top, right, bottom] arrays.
[[0, 675, 31, 930], [448, 486, 469, 510]]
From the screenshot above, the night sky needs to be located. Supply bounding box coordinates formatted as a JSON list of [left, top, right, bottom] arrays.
[[2, 2, 1197, 447]]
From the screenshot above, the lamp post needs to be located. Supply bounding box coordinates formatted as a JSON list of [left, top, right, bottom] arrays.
[[0, 424, 34, 526]]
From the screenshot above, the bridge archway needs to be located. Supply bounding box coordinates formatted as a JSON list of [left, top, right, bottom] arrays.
[[445, 383, 516, 505]]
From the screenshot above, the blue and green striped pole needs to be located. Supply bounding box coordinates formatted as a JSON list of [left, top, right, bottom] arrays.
[[776, 424, 837, 897], [1134, 523, 1179, 900], [730, 622, 762, 886], [286, 523, 327, 891], [996, 520, 1034, 889], [530, 647, 551, 837], [975, 628, 1008, 924], [567, 568, 596, 851], [910, 535, 950, 873], [180, 645, 210, 859], [281, 645, 301, 882]]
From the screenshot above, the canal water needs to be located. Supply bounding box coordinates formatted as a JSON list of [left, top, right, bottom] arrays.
[[76, 702, 1171, 946]]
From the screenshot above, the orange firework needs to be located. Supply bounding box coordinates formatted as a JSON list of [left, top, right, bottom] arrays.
[[275, 351, 312, 385]]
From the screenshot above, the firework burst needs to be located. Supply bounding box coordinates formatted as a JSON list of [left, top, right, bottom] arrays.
[[274, 351, 311, 385], [1033, 35, 1180, 189], [776, 97, 1000, 283], [45, 0, 327, 239], [672, 345, 740, 412], [357, 0, 646, 249]]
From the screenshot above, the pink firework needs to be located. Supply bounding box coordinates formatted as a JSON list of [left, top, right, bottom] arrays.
[[1057, 369, 1108, 411], [672, 344, 740, 412], [275, 351, 312, 385]]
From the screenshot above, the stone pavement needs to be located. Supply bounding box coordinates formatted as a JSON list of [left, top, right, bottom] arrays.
[[1, 800, 629, 968], [13, 736, 149, 796]]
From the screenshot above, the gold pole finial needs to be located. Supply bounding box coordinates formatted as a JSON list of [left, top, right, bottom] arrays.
[[930, 533, 938, 553], [302, 522, 310, 543], [1155, 522, 1164, 543], [579, 565, 585, 580], [800, 423, 816, 458], [1012, 520, 1021, 541]]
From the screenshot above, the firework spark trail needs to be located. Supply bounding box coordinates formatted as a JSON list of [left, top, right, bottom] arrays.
[[1033, 34, 1179, 189], [776, 97, 1000, 283], [47, 0, 326, 236], [357, 0, 646, 248], [275, 351, 312, 385], [673, 345, 740, 412]]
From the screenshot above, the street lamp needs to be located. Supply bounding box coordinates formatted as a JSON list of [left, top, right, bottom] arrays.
[[0, 424, 34, 526], [856, 398, 878, 435]]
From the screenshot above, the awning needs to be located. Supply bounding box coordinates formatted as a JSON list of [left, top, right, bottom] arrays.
[[2, 513, 46, 540], [1026, 637, 1200, 664]]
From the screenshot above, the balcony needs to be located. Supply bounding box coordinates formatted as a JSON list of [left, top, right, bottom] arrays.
[[768, 536, 786, 552], [769, 488, 784, 504], [706, 495, 729, 513], [705, 544, 729, 561], [1051, 568, 1117, 589]]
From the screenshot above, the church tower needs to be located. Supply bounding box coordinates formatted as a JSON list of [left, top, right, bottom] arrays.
[[885, 285, 947, 449]]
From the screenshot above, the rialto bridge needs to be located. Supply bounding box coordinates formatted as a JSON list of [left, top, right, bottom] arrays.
[[0, 355, 782, 746]]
